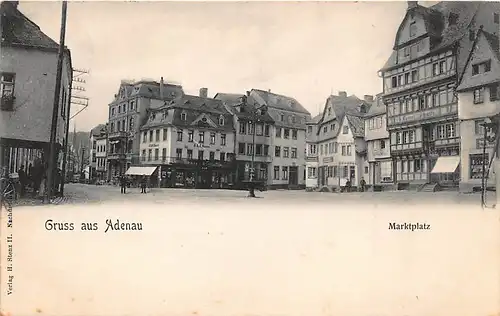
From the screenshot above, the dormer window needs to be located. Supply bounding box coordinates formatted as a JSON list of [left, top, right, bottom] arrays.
[[292, 115, 296, 123], [280, 114, 284, 121], [218, 115, 225, 125], [343, 125, 349, 134], [472, 60, 491, 76], [202, 117, 207, 123], [359, 104, 367, 114], [448, 13, 458, 26], [181, 112, 187, 121]]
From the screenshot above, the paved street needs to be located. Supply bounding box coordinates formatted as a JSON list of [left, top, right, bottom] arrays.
[[56, 183, 496, 208]]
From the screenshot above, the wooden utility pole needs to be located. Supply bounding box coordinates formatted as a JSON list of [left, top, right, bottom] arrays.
[[45, 1, 68, 203]]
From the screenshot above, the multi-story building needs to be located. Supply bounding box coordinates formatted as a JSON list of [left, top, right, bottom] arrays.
[[88, 124, 106, 181], [364, 94, 393, 188], [216, 89, 311, 189], [0, 1, 72, 175], [139, 89, 235, 188], [107, 77, 184, 180], [379, 1, 500, 191], [215, 91, 275, 189], [457, 27, 500, 192], [314, 92, 371, 190], [305, 114, 321, 190]]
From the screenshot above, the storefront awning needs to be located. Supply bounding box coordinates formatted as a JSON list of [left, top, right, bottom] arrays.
[[431, 156, 460, 174], [125, 166, 158, 176]]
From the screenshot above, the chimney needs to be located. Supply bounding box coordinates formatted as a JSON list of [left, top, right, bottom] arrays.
[[160, 77, 164, 99], [199, 87, 208, 98], [268, 89, 271, 93], [407, 1, 418, 9], [364, 95, 374, 102], [246, 91, 251, 97], [338, 91, 347, 98]]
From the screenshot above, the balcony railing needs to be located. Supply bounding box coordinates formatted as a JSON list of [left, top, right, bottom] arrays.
[[108, 131, 128, 139]]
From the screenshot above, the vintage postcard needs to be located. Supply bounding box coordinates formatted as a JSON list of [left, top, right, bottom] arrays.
[[1, 0, 499, 315]]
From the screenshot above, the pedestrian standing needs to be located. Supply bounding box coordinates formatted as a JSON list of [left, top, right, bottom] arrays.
[[119, 174, 127, 194], [140, 176, 147, 194], [17, 165, 27, 197], [360, 177, 366, 192]]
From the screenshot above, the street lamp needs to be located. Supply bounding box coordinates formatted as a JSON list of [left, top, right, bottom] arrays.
[[247, 101, 268, 198]]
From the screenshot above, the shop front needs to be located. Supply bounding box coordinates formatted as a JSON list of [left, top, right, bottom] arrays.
[[159, 159, 235, 189]]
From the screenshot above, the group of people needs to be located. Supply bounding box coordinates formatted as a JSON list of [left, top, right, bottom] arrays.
[[342, 177, 366, 193], [15, 159, 61, 198], [118, 174, 149, 194]]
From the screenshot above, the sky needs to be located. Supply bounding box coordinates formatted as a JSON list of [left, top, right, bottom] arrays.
[[18, 1, 432, 132]]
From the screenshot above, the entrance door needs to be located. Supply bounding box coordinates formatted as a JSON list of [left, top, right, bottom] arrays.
[[289, 166, 298, 185], [349, 166, 356, 183]]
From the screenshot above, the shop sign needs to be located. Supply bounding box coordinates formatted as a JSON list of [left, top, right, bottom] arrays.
[[148, 143, 159, 148], [322, 157, 333, 163]]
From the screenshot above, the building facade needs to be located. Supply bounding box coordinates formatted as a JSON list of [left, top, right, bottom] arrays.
[[88, 124, 106, 181], [314, 92, 371, 190], [139, 90, 235, 188], [305, 114, 321, 190], [364, 94, 393, 187], [379, 1, 500, 191], [215, 91, 275, 189], [0, 1, 72, 176], [106, 77, 184, 180], [457, 27, 500, 192]]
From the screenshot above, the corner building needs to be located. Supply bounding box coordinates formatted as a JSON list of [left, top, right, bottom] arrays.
[[379, 1, 500, 191]]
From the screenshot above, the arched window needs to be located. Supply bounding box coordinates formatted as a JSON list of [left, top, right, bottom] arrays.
[[218, 115, 225, 125], [181, 112, 187, 121]]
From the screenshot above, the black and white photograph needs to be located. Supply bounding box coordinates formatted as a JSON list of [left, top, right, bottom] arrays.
[[0, 1, 499, 315]]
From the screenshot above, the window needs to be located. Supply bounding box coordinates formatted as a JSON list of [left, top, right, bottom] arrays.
[[264, 125, 270, 136], [437, 125, 445, 139], [220, 152, 225, 161], [346, 145, 352, 156], [472, 60, 491, 76], [475, 120, 485, 135], [391, 76, 397, 88], [199, 132, 205, 143], [474, 88, 484, 104], [187, 149, 193, 160], [149, 130, 153, 142], [432, 93, 439, 107], [398, 75, 403, 86], [404, 73, 410, 85], [154, 148, 159, 160], [284, 129, 290, 139], [181, 112, 187, 121], [264, 145, 269, 156], [276, 127, 282, 138], [282, 167, 289, 180], [419, 95, 425, 110], [280, 114, 285, 121], [446, 123, 455, 138], [162, 129, 168, 141], [292, 130, 298, 140], [343, 126, 349, 134], [210, 132, 216, 144], [323, 126, 328, 133], [141, 149, 146, 161], [432, 63, 439, 76], [307, 126, 313, 133], [198, 150, 204, 160], [155, 130, 160, 142], [411, 70, 418, 82], [117, 121, 121, 131], [490, 85, 500, 101], [409, 130, 414, 143], [308, 167, 317, 178], [414, 159, 422, 172], [239, 122, 246, 134], [221, 134, 226, 146], [364, 166, 369, 174], [470, 153, 489, 179], [209, 151, 215, 161], [176, 148, 182, 160], [256, 124, 263, 136], [148, 149, 152, 161], [111, 108, 115, 116], [274, 166, 280, 180], [162, 148, 167, 161], [380, 140, 386, 149], [283, 147, 289, 158], [255, 144, 263, 156], [218, 116, 225, 125], [396, 132, 401, 144], [439, 60, 446, 74], [248, 122, 254, 135], [246, 143, 253, 156], [177, 129, 183, 141], [274, 146, 281, 157], [291, 147, 297, 158], [130, 101, 135, 110], [341, 145, 346, 156], [188, 130, 194, 142], [238, 143, 245, 154], [404, 46, 410, 57]]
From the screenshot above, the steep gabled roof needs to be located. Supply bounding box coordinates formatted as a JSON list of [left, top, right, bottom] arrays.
[[317, 94, 371, 131], [251, 89, 310, 115], [214, 92, 276, 124], [90, 124, 107, 137], [307, 113, 322, 124], [345, 114, 365, 138], [364, 93, 386, 118], [1, 2, 59, 50]]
